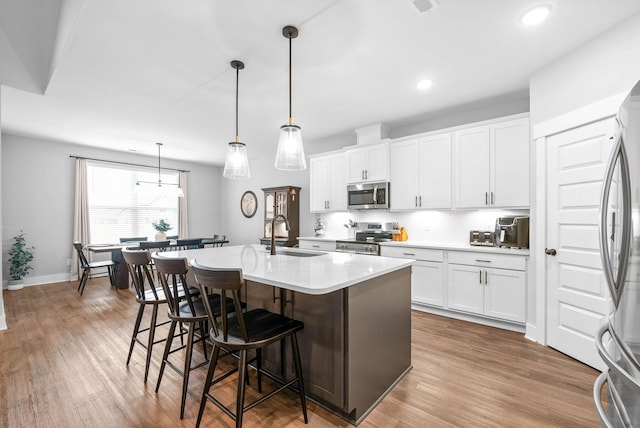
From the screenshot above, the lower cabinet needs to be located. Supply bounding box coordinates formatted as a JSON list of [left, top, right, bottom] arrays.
[[447, 251, 526, 324], [380, 246, 444, 308], [298, 239, 336, 252], [381, 245, 527, 326]]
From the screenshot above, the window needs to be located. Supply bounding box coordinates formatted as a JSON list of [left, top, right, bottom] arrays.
[[87, 161, 179, 244]]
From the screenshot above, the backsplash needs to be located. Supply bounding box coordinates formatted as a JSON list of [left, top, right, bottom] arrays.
[[313, 209, 530, 244]]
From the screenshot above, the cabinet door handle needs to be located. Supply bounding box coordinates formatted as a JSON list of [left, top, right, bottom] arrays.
[[365, 170, 368, 180], [327, 200, 330, 209], [491, 192, 494, 205], [479, 270, 482, 284], [485, 270, 488, 284], [485, 192, 488, 205], [419, 195, 422, 207], [415, 196, 418, 207]]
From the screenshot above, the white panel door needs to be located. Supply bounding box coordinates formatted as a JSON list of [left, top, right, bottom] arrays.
[[310, 156, 329, 212], [491, 118, 530, 207], [546, 117, 616, 371], [412, 261, 444, 307], [390, 139, 419, 209], [420, 133, 452, 209], [447, 264, 483, 315], [453, 126, 490, 208]]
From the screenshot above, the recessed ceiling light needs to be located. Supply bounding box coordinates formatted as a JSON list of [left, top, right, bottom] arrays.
[[521, 4, 551, 26], [416, 78, 433, 90]]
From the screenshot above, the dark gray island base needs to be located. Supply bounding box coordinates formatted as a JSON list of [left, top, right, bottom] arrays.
[[246, 266, 412, 425]]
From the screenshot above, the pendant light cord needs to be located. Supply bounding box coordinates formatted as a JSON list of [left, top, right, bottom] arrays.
[[288, 35, 292, 120], [235, 65, 239, 141], [157, 142, 162, 185]]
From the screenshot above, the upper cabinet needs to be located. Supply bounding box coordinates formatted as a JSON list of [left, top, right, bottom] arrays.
[[347, 143, 389, 183], [453, 117, 530, 208], [390, 133, 452, 210], [310, 152, 347, 213]]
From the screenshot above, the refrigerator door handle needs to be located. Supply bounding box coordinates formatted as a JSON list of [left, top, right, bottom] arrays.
[[599, 134, 633, 309], [596, 324, 640, 390]]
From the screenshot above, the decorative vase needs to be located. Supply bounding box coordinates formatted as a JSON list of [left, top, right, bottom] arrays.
[[155, 232, 167, 241], [7, 279, 25, 291]]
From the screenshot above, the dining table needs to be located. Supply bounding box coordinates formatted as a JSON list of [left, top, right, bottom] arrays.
[[86, 238, 229, 289]]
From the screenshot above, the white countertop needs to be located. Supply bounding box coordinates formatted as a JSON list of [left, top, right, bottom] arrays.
[[157, 244, 413, 295], [298, 236, 530, 255]]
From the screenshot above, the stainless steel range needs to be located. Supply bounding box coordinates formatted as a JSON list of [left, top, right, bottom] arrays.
[[335, 222, 395, 256]]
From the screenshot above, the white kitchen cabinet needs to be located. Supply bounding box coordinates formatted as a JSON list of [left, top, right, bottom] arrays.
[[298, 239, 336, 252], [310, 152, 347, 212], [381, 246, 444, 307], [447, 251, 526, 324], [347, 143, 389, 183], [453, 117, 529, 208], [390, 133, 452, 210]]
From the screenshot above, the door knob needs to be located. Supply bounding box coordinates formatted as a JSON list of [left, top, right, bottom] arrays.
[[545, 248, 557, 256]]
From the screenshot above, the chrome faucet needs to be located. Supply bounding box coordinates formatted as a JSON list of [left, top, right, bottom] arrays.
[[270, 214, 290, 255]]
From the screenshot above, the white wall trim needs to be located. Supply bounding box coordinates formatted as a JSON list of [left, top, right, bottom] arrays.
[[533, 92, 625, 139], [2, 273, 71, 289], [524, 323, 537, 342], [534, 136, 547, 345]]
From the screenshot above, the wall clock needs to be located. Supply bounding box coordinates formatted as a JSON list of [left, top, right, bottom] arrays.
[[240, 190, 258, 218]]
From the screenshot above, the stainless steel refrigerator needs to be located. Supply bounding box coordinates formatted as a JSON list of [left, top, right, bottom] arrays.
[[594, 80, 640, 427]]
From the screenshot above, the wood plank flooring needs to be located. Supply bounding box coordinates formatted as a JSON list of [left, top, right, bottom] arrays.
[[0, 278, 601, 427]]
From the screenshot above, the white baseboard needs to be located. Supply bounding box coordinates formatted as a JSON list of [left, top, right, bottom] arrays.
[[2, 273, 72, 289], [524, 323, 538, 343], [411, 303, 525, 333]]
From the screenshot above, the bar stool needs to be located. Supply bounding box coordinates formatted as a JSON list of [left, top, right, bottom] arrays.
[[190, 261, 308, 428], [121, 248, 173, 383], [152, 254, 242, 419]]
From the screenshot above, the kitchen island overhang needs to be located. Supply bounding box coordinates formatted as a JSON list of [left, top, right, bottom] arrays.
[[159, 245, 414, 425]]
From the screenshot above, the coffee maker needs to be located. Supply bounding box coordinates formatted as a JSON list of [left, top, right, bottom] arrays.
[[494, 216, 529, 248]]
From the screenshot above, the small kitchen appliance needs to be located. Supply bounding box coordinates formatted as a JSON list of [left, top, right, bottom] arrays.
[[469, 230, 495, 247], [494, 216, 529, 249], [335, 222, 395, 255]]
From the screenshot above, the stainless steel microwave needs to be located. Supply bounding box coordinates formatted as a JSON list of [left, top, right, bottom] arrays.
[[347, 182, 390, 210]]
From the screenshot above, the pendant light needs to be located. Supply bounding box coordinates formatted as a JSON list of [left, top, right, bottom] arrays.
[[223, 60, 251, 179], [136, 142, 184, 197], [275, 25, 306, 171]]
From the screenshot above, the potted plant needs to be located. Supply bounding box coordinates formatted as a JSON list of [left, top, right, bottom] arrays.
[[7, 231, 34, 290], [152, 219, 172, 241]]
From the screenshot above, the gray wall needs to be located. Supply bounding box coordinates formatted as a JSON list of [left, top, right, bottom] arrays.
[[529, 12, 640, 126], [1, 133, 222, 285]]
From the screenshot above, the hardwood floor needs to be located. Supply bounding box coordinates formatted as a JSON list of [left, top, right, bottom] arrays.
[[0, 278, 601, 427]]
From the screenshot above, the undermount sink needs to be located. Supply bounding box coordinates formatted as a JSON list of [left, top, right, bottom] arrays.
[[276, 250, 325, 257]]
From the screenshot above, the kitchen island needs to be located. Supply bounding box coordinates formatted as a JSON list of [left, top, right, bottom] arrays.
[[160, 244, 413, 425]]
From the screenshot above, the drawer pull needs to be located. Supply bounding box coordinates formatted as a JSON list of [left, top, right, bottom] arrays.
[[475, 259, 492, 263], [403, 252, 416, 256], [312, 245, 320, 248]]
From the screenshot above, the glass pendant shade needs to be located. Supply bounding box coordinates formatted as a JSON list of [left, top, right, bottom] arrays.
[[275, 123, 306, 170], [223, 141, 250, 178]]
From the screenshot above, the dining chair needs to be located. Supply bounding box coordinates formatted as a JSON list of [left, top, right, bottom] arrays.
[[73, 242, 116, 295], [139, 240, 171, 252], [190, 261, 308, 428], [120, 236, 148, 243], [166, 235, 179, 240], [175, 238, 203, 250], [212, 234, 226, 247], [152, 254, 241, 419], [121, 248, 173, 383]]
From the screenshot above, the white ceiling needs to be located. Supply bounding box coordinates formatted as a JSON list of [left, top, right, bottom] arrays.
[[1, 0, 640, 165]]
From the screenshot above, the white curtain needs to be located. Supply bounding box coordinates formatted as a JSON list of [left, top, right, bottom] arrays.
[[178, 171, 188, 238], [71, 159, 91, 279]]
